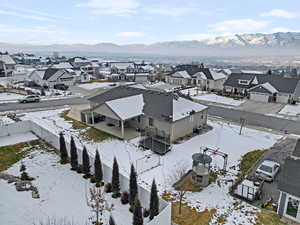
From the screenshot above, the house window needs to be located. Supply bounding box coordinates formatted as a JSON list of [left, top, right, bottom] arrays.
[[149, 118, 153, 127], [238, 80, 250, 85], [286, 197, 299, 218], [137, 116, 141, 123]]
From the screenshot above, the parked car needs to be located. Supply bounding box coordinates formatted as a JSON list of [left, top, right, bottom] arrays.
[[18, 95, 41, 103], [54, 84, 69, 90], [255, 160, 280, 182]]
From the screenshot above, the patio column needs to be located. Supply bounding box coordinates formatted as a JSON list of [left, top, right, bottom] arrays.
[[121, 120, 124, 139], [91, 111, 95, 125]]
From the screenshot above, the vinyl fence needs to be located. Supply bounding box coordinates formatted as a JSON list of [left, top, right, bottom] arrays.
[[0, 121, 171, 225]]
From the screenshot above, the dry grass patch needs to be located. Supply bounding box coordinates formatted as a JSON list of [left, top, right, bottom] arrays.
[[256, 210, 287, 225], [238, 150, 266, 177], [0, 140, 42, 171], [82, 127, 114, 142], [60, 110, 87, 130], [172, 202, 216, 225]]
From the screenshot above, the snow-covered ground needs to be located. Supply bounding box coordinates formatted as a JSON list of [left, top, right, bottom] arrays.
[[0, 109, 283, 225], [0, 114, 15, 125], [0, 132, 38, 147], [193, 94, 246, 106], [0, 150, 134, 225], [278, 103, 300, 116], [78, 82, 115, 90], [0, 93, 24, 101]]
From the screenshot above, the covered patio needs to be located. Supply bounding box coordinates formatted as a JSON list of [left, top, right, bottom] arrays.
[[93, 119, 140, 140], [90, 94, 144, 140]]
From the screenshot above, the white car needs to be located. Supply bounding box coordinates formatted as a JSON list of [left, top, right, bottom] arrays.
[[255, 160, 280, 182]]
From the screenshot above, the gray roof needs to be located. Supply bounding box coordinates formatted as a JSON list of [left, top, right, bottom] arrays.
[[88, 85, 205, 122], [224, 73, 300, 94], [278, 157, 300, 197], [248, 85, 273, 94], [43, 68, 60, 80]]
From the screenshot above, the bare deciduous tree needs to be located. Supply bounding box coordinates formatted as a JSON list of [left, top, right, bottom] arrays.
[[86, 187, 114, 225], [167, 162, 189, 215]]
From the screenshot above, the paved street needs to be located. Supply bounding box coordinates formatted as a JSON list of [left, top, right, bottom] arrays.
[[208, 106, 300, 135], [1, 97, 300, 135], [0, 97, 87, 112]]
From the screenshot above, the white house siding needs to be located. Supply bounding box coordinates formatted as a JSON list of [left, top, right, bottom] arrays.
[[195, 78, 225, 91], [250, 92, 270, 102], [165, 76, 189, 86], [94, 104, 120, 121], [276, 93, 290, 104], [171, 110, 207, 141]]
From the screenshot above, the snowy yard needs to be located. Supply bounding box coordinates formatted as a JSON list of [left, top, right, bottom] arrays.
[[0, 92, 24, 102], [0, 132, 38, 147], [278, 103, 300, 116], [0, 150, 134, 225], [193, 94, 246, 106], [0, 109, 283, 225], [78, 82, 115, 90]]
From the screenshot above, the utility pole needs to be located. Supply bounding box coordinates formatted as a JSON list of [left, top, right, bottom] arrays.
[[239, 117, 246, 135]]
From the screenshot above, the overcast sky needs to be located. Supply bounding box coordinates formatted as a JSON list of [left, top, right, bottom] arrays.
[[0, 0, 299, 44]]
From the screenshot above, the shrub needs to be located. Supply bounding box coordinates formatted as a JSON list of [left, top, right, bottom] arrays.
[[104, 183, 112, 193], [90, 175, 96, 183], [121, 191, 129, 205], [143, 208, 150, 218], [76, 165, 83, 174]]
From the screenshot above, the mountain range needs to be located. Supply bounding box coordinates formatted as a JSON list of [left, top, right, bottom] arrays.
[[1, 32, 300, 57]]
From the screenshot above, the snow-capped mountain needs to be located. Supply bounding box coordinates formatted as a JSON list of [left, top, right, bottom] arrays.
[[205, 32, 300, 47], [1, 32, 300, 56]]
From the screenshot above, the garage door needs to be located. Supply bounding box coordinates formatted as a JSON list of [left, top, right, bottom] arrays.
[[250, 93, 269, 102]]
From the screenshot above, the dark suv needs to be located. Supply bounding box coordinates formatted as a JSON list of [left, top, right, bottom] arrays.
[[54, 84, 69, 90]]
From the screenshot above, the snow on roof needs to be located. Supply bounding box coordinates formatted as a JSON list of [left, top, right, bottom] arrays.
[[129, 84, 147, 90], [52, 62, 73, 69], [261, 82, 278, 94], [173, 71, 191, 79], [0, 55, 16, 65], [210, 70, 227, 80], [172, 97, 207, 121], [106, 94, 144, 120]]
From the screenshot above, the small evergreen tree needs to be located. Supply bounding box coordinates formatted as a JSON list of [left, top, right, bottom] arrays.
[[70, 136, 78, 170], [109, 215, 116, 225], [111, 157, 120, 198], [133, 197, 143, 225], [41, 88, 46, 96], [129, 164, 138, 211], [59, 133, 68, 164], [94, 150, 103, 187], [149, 179, 159, 220], [82, 146, 90, 178]]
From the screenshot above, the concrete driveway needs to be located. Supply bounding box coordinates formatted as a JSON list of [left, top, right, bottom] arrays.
[[249, 137, 297, 207]]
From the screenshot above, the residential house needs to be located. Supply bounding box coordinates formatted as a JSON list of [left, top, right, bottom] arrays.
[[277, 139, 300, 223], [81, 85, 208, 145], [29, 68, 79, 87], [165, 71, 191, 86], [192, 68, 227, 91], [224, 73, 300, 104], [0, 53, 16, 77]]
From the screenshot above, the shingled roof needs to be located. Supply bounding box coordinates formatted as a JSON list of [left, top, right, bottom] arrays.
[[224, 73, 300, 94], [89, 85, 207, 122], [278, 157, 300, 197]]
